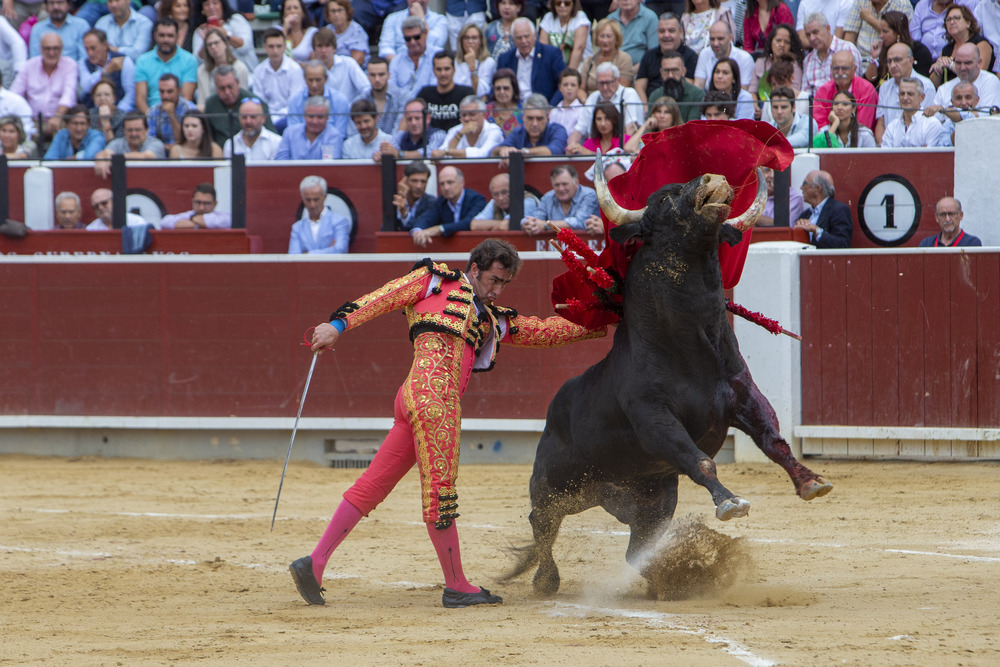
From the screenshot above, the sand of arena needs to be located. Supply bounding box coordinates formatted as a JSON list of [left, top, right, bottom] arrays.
[[2, 454, 998, 666]]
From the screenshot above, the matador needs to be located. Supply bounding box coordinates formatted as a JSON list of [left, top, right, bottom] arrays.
[[289, 239, 605, 608]]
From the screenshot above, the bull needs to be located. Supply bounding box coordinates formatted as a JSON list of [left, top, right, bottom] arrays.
[[507, 153, 832, 596]]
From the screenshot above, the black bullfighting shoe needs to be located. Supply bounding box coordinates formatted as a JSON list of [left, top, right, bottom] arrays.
[[289, 556, 326, 605], [442, 587, 503, 608]]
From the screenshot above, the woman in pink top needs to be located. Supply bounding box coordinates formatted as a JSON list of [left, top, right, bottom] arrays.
[[577, 103, 630, 155]]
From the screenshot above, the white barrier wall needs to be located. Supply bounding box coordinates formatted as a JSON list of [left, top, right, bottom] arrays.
[[954, 116, 1000, 246], [732, 241, 811, 461]]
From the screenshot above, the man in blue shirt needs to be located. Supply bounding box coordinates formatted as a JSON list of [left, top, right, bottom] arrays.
[[492, 93, 567, 161], [94, 0, 151, 62], [286, 60, 351, 141], [288, 175, 352, 253], [276, 96, 345, 160], [387, 16, 436, 98], [918, 196, 983, 247], [522, 164, 601, 235], [43, 104, 105, 159], [29, 0, 89, 61], [146, 73, 198, 150], [134, 17, 197, 112]]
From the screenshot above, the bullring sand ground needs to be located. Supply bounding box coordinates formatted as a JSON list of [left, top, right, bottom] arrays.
[[2, 455, 998, 666]]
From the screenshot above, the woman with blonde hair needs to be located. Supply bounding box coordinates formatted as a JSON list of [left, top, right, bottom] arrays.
[[196, 26, 250, 108], [0, 115, 29, 158], [454, 23, 497, 98], [624, 98, 681, 153], [578, 19, 634, 97], [539, 0, 592, 69]]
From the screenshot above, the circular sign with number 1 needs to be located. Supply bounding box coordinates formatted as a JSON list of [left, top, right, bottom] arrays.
[[856, 174, 922, 246]]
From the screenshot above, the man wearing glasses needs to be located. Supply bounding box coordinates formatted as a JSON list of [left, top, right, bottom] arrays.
[[811, 49, 877, 130], [566, 61, 643, 153], [874, 43, 936, 145], [794, 170, 853, 249], [388, 16, 436, 98], [919, 197, 982, 247], [430, 95, 502, 158], [86, 188, 149, 231]]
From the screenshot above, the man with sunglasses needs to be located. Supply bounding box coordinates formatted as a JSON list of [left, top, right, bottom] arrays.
[[388, 16, 437, 98]]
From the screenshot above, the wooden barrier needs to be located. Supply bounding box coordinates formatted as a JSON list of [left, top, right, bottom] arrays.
[[0, 230, 263, 255]]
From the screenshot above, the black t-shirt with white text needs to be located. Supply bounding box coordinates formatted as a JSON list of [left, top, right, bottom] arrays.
[[417, 84, 475, 132]]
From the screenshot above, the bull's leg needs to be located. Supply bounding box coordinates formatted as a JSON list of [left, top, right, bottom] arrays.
[[528, 504, 565, 596], [729, 368, 833, 500], [600, 475, 679, 570]]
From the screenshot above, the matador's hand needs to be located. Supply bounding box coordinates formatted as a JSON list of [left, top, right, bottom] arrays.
[[312, 322, 340, 352]]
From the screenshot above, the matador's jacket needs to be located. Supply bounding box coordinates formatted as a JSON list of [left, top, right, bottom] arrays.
[[331, 259, 606, 529]]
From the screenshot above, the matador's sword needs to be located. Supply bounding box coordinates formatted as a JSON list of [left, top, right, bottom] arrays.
[[271, 330, 328, 531]]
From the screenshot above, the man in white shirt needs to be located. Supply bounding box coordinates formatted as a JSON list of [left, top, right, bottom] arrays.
[[883, 78, 951, 147], [930, 42, 1000, 109], [311, 27, 371, 103], [342, 99, 393, 159], [693, 20, 754, 91], [223, 98, 282, 160], [251, 28, 304, 131], [159, 183, 232, 229], [567, 62, 644, 151], [86, 187, 150, 230], [974, 0, 1000, 75], [875, 43, 936, 144], [430, 96, 503, 158]]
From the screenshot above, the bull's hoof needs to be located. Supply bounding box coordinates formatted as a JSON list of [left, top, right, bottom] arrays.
[[799, 478, 833, 501], [715, 497, 751, 521], [532, 567, 560, 596]]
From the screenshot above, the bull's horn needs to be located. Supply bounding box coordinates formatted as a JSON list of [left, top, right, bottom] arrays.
[[725, 168, 767, 232], [594, 149, 645, 227]]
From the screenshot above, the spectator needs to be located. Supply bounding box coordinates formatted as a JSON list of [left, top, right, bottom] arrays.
[[750, 23, 803, 105], [29, 0, 88, 62], [973, 0, 1000, 77], [381, 97, 446, 159], [54, 191, 84, 228], [608, 0, 658, 65], [875, 43, 935, 144], [801, 12, 863, 95], [567, 61, 644, 150], [919, 196, 982, 247], [579, 18, 634, 95], [387, 160, 434, 232], [454, 23, 497, 97], [623, 97, 681, 152], [693, 20, 754, 90], [485, 0, 522, 60], [6, 0, 43, 32], [78, 28, 135, 112], [0, 15, 26, 84], [169, 111, 223, 157], [700, 88, 736, 118], [410, 165, 487, 247], [147, 72, 198, 149], [0, 114, 28, 156], [134, 18, 198, 113], [539, 0, 592, 70], [708, 57, 755, 119], [472, 173, 538, 230], [568, 100, 628, 154], [86, 187, 148, 230], [485, 67, 522, 133], [496, 17, 564, 101], [388, 16, 436, 98], [417, 50, 474, 131], [159, 0, 195, 52], [812, 49, 878, 130], [843, 0, 913, 61], [94, 110, 166, 178], [863, 11, 933, 85], [88, 78, 124, 142], [94, 0, 152, 62], [205, 65, 276, 147], [43, 104, 104, 158], [289, 175, 351, 253], [325, 0, 369, 68], [195, 25, 250, 108], [160, 182, 231, 228], [380, 0, 448, 61], [769, 85, 816, 146], [636, 12, 699, 102], [343, 98, 391, 159], [549, 66, 583, 136], [493, 92, 567, 158], [649, 51, 705, 122], [522, 164, 600, 235], [0, 70, 36, 137], [191, 0, 257, 74], [279, 0, 317, 64], [795, 0, 847, 44], [251, 27, 305, 131], [444, 0, 486, 52], [794, 170, 853, 248], [814, 89, 877, 147], [757, 165, 804, 227], [312, 28, 371, 103], [909, 0, 959, 62], [681, 0, 735, 54], [744, 0, 794, 52], [287, 60, 349, 137], [223, 97, 280, 159], [882, 77, 952, 146], [935, 80, 982, 141], [930, 42, 1000, 109], [276, 95, 344, 159], [358, 56, 407, 137], [931, 4, 994, 87], [431, 95, 504, 157], [12, 33, 76, 140]]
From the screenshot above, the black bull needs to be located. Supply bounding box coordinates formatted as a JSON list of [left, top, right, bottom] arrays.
[[504, 165, 832, 596]]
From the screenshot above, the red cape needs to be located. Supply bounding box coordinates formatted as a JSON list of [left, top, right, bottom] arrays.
[[553, 120, 794, 328]]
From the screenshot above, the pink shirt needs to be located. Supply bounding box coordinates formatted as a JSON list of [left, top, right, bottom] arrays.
[[812, 76, 878, 130], [11, 56, 77, 117]]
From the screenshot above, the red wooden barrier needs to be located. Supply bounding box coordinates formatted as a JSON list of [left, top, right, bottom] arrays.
[[0, 230, 262, 255]]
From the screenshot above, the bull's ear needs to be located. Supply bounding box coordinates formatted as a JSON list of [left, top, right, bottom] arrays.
[[609, 222, 644, 245], [719, 225, 743, 247]]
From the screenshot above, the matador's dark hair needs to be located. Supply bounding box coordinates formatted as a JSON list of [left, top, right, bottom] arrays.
[[466, 238, 522, 276]]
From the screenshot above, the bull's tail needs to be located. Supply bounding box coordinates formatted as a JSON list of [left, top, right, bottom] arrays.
[[496, 541, 540, 583]]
